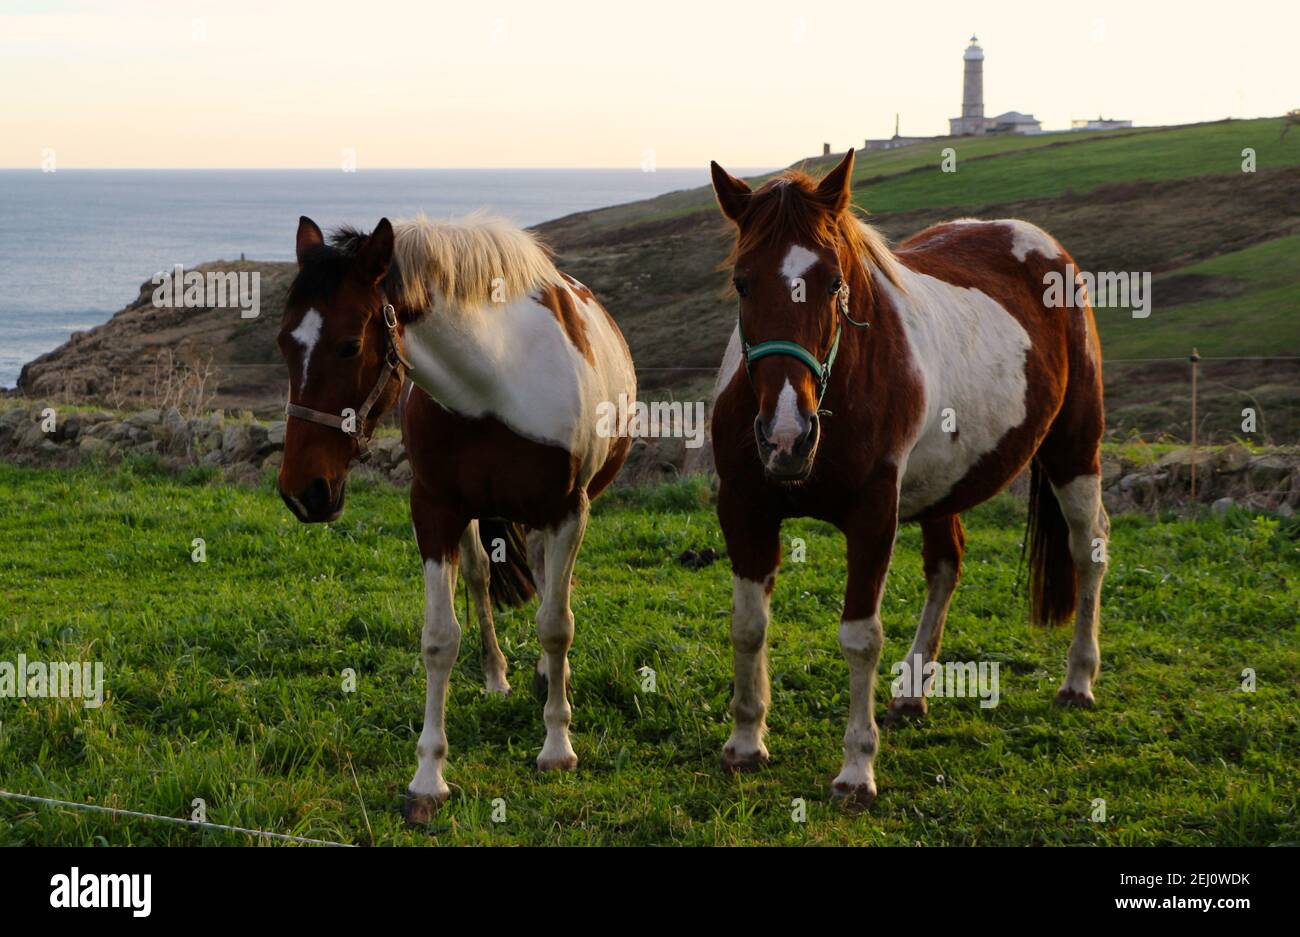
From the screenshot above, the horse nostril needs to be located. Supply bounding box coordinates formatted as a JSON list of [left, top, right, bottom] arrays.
[[753, 415, 774, 449], [794, 414, 819, 457], [301, 476, 332, 516]]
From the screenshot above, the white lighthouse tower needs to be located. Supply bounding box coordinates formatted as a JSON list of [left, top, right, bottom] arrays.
[[949, 35, 989, 136]]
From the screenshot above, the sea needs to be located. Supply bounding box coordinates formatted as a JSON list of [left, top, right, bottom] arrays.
[[0, 167, 743, 389]]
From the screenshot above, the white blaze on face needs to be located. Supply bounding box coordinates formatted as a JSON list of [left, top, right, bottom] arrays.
[[780, 244, 818, 285], [290, 308, 323, 392], [768, 378, 803, 456]]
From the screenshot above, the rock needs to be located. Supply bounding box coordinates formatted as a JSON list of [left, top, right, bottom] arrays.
[[0, 408, 28, 429], [126, 408, 162, 427], [1119, 473, 1141, 493], [1100, 459, 1122, 488], [1247, 456, 1291, 492], [79, 436, 112, 455], [657, 435, 687, 470], [1277, 503, 1295, 518], [132, 440, 160, 456], [245, 422, 271, 457], [104, 423, 132, 444], [1129, 473, 1166, 507], [56, 415, 80, 442], [267, 420, 287, 447], [1210, 497, 1235, 517], [1156, 447, 1217, 495], [201, 448, 228, 466], [221, 423, 255, 462], [18, 424, 48, 449], [261, 451, 283, 471], [162, 407, 185, 434], [372, 435, 404, 468], [390, 459, 412, 485], [1216, 443, 1252, 474]]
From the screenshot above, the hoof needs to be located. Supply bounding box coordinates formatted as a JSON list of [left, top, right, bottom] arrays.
[[1055, 686, 1096, 709], [830, 781, 877, 812], [721, 747, 770, 773], [484, 678, 512, 697], [402, 788, 448, 825], [537, 752, 579, 772], [882, 697, 927, 728]]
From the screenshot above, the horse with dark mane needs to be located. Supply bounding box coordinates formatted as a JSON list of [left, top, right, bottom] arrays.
[[708, 151, 1108, 807], [276, 213, 634, 822]]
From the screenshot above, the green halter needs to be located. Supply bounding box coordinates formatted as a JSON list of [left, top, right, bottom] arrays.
[[738, 282, 867, 407]]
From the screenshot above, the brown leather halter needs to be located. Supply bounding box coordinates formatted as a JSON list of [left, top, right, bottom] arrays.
[[284, 299, 412, 462]]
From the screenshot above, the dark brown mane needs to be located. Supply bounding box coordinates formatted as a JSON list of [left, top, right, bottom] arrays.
[[724, 171, 900, 303]]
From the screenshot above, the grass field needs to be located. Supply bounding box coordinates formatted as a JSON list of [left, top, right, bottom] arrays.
[[1, 459, 1296, 845]]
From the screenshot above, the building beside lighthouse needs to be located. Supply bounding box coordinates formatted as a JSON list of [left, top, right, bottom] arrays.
[[948, 36, 1041, 136]]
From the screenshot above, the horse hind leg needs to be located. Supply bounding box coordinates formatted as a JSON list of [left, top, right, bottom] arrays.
[[1050, 473, 1109, 707], [534, 494, 589, 772], [526, 528, 571, 698], [459, 520, 511, 695], [884, 515, 964, 727]]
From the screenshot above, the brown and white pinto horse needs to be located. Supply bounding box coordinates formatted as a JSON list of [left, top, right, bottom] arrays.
[[276, 213, 634, 822], [709, 151, 1108, 807]]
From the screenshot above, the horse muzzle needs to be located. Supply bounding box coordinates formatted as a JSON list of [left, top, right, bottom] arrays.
[[754, 411, 820, 481], [280, 476, 346, 523]]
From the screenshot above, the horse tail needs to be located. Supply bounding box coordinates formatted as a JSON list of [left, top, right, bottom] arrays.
[[1026, 458, 1077, 626], [477, 519, 536, 609]]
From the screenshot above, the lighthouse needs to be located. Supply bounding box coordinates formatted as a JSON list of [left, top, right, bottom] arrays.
[[961, 35, 984, 124], [948, 36, 1041, 136]]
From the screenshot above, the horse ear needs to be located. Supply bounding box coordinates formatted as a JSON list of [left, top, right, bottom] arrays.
[[356, 218, 394, 284], [296, 216, 324, 268], [710, 161, 752, 223], [814, 149, 856, 214]]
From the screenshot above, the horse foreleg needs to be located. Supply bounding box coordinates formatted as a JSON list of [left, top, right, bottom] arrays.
[[717, 485, 782, 771], [535, 494, 589, 771], [459, 520, 511, 695], [833, 489, 899, 808], [403, 489, 467, 824], [885, 515, 964, 726]]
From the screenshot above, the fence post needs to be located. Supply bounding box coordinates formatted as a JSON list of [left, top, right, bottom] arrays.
[[1190, 348, 1200, 500]]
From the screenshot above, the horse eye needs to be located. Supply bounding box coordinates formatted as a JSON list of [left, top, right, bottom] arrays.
[[828, 276, 844, 295], [734, 278, 750, 298], [338, 339, 361, 359]]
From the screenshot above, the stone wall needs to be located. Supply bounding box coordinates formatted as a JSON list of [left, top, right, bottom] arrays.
[[1, 401, 1296, 516]]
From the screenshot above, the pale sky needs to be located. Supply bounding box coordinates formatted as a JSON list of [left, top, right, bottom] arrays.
[[1, 0, 1293, 169]]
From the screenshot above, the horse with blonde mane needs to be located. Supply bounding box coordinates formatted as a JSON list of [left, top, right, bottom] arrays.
[[276, 213, 634, 822]]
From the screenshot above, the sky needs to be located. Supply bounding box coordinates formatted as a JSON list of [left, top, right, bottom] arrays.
[[1, 0, 1294, 169]]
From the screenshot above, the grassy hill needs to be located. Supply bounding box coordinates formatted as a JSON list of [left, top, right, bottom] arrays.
[[17, 117, 1300, 442], [538, 116, 1300, 442]]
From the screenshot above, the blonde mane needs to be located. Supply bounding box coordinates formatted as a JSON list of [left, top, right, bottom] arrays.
[[391, 212, 559, 311]]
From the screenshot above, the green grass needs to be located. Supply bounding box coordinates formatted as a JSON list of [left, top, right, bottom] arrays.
[[853, 118, 1299, 215], [1, 463, 1296, 845], [558, 118, 1292, 231]]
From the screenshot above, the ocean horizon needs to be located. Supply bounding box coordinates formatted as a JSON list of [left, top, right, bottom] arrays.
[[0, 167, 765, 389]]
